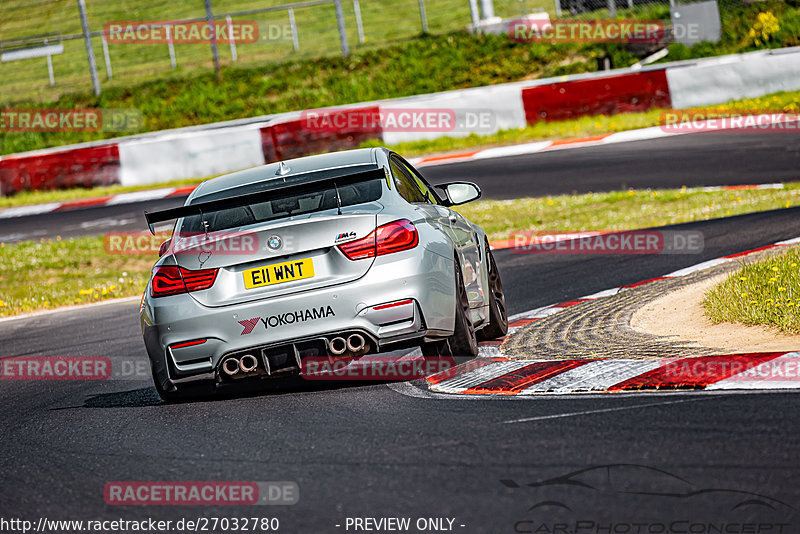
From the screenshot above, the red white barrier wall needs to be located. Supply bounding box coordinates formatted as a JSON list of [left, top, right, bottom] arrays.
[[1, 47, 799, 193], [118, 125, 266, 186], [666, 47, 800, 109]]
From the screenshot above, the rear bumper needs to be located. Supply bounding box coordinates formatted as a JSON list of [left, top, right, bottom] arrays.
[[141, 249, 455, 386]]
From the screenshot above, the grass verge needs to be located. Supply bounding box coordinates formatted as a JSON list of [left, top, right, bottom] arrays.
[[366, 88, 800, 156], [2, 181, 799, 317], [3, 87, 798, 209], [703, 247, 800, 333], [455, 183, 800, 240], [2, 0, 798, 156], [0, 177, 206, 209], [0, 237, 151, 316]]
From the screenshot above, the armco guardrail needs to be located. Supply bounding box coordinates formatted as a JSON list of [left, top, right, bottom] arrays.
[[1, 46, 799, 195]]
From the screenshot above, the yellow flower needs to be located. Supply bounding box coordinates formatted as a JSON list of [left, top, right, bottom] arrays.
[[547, 199, 554, 206], [0, 300, 5, 307], [772, 266, 779, 271], [739, 277, 747, 281], [79, 289, 93, 295], [779, 287, 786, 291], [792, 263, 798, 267]]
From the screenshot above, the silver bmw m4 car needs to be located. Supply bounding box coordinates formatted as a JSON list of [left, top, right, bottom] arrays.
[[141, 147, 507, 400]]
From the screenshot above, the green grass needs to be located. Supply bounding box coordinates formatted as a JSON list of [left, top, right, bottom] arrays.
[[2, 0, 799, 157], [0, 176, 206, 209], [365, 88, 800, 156], [0, 32, 583, 155], [2, 181, 799, 316], [2, 87, 797, 209], [703, 246, 800, 333], [0, 236, 152, 316], [455, 183, 800, 240], [0, 0, 553, 107]]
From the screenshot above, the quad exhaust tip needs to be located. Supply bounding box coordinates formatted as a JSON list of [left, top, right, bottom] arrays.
[[222, 357, 240, 376], [239, 354, 259, 373], [329, 337, 348, 356], [347, 333, 366, 353]]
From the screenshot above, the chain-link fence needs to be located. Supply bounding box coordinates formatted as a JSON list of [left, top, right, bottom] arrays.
[[0, 0, 554, 105], [554, 0, 741, 20], [0, 0, 742, 106]]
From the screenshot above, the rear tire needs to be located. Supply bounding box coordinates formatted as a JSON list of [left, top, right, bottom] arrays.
[[151, 362, 215, 403], [448, 258, 479, 362], [478, 242, 508, 340]]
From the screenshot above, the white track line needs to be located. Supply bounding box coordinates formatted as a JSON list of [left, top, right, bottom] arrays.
[[502, 396, 715, 423]]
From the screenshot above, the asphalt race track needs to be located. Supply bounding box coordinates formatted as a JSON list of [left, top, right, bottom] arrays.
[[2, 130, 799, 243], [1, 134, 800, 531]]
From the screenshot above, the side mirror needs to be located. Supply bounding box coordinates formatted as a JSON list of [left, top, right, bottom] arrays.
[[437, 182, 482, 206], [158, 238, 172, 257]]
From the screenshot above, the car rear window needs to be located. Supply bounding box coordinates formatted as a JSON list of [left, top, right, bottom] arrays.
[[178, 177, 384, 233]]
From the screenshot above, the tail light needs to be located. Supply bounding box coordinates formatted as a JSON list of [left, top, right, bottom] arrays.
[[151, 266, 218, 297], [338, 219, 419, 261]]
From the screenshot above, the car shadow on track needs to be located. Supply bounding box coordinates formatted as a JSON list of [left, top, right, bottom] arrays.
[[81, 378, 397, 408]]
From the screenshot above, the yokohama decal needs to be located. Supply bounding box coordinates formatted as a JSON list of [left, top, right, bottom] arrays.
[[239, 307, 335, 335]]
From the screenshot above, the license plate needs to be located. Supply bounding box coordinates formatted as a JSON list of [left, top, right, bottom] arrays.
[[243, 258, 315, 289]]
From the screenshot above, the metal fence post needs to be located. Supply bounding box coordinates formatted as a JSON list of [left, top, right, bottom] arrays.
[[101, 34, 112, 79], [204, 0, 222, 81], [418, 0, 429, 33], [479, 0, 495, 19], [468, 0, 480, 30], [607, 0, 616, 17], [288, 8, 300, 51], [554, 0, 562, 18], [166, 25, 177, 69], [77, 0, 100, 96], [43, 37, 56, 86], [333, 0, 349, 58], [352, 0, 365, 44], [227, 15, 237, 61]]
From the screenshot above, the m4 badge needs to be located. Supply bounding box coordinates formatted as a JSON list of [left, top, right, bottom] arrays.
[[334, 231, 357, 244]]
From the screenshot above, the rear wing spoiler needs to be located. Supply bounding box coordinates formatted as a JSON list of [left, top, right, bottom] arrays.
[[144, 167, 386, 234]]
